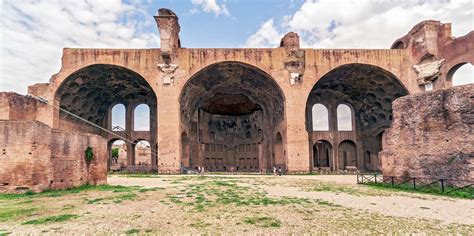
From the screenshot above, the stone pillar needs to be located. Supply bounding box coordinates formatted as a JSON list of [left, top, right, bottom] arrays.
[[156, 90, 181, 173], [126, 142, 135, 166], [125, 104, 135, 165], [150, 104, 158, 168], [285, 94, 310, 173], [332, 144, 339, 171]]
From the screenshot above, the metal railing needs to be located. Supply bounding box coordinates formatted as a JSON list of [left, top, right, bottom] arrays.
[[357, 174, 474, 196]]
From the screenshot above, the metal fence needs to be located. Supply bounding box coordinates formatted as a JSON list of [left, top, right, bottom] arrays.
[[357, 174, 474, 195]]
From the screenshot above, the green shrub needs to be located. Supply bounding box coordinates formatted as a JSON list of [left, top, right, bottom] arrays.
[[84, 147, 94, 164]]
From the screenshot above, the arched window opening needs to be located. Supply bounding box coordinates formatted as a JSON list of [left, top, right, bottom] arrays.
[[452, 63, 473, 86], [111, 104, 126, 131], [135, 140, 151, 165], [134, 104, 150, 131], [110, 140, 127, 169], [391, 41, 405, 49], [337, 104, 352, 131], [313, 140, 331, 168], [312, 104, 329, 131], [338, 140, 357, 170]]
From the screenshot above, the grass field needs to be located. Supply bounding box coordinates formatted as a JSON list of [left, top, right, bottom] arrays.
[[0, 174, 472, 234]]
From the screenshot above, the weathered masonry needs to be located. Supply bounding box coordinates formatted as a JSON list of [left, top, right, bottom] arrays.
[[1, 8, 473, 192]]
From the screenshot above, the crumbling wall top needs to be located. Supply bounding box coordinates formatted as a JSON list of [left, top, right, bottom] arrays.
[[280, 32, 300, 50], [154, 8, 181, 59]]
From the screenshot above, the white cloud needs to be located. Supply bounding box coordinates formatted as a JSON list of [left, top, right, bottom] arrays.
[[0, 0, 159, 94], [245, 19, 281, 48], [246, 0, 473, 48], [191, 0, 230, 17]]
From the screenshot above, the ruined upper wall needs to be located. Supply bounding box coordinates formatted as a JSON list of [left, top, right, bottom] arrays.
[[154, 8, 180, 61], [391, 20, 474, 90], [0, 92, 37, 121]]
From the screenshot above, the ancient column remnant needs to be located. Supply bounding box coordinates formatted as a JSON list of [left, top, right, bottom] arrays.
[[154, 8, 181, 57], [154, 8, 180, 85]]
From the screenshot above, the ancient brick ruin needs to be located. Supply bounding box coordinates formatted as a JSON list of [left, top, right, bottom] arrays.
[[381, 84, 474, 181], [0, 9, 473, 192]]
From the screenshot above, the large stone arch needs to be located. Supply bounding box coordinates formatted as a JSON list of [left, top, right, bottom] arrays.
[[305, 63, 409, 171], [179, 61, 286, 172], [54, 64, 158, 170]]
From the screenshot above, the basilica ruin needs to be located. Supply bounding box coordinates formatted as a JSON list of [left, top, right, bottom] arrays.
[[1, 9, 473, 192]]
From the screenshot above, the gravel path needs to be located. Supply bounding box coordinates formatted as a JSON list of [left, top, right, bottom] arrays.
[[107, 175, 175, 188], [263, 185, 474, 225]]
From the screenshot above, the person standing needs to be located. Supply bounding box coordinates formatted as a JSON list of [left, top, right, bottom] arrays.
[[278, 166, 282, 176], [273, 166, 277, 176]]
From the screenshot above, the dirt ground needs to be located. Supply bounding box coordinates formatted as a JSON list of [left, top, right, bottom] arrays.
[[1, 174, 473, 235]]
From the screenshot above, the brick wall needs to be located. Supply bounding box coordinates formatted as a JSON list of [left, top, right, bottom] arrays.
[[0, 120, 107, 193], [381, 84, 474, 181]]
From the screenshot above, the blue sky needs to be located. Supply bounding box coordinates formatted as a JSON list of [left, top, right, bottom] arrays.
[[137, 0, 305, 48], [0, 0, 472, 95]]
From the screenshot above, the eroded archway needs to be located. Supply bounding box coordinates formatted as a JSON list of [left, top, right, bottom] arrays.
[[180, 62, 286, 172], [306, 63, 408, 171], [55, 64, 158, 171]]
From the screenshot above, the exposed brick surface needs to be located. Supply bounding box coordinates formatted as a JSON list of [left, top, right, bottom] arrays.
[[0, 120, 107, 193], [381, 84, 474, 180]]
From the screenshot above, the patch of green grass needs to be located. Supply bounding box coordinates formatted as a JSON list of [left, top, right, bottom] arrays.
[[138, 187, 164, 193], [244, 216, 282, 228], [165, 179, 311, 212], [61, 205, 75, 210], [22, 214, 78, 225], [312, 183, 363, 196], [0, 190, 35, 200], [125, 228, 140, 235], [314, 199, 342, 207], [17, 199, 34, 204], [0, 184, 139, 200], [366, 182, 474, 199], [86, 198, 106, 204], [189, 220, 211, 228], [0, 230, 11, 236], [0, 207, 38, 222], [87, 193, 138, 204], [113, 193, 137, 203]]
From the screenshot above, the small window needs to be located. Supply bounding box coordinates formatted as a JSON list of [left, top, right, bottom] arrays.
[[312, 104, 329, 131], [134, 104, 150, 131], [111, 104, 126, 131], [337, 104, 352, 131]]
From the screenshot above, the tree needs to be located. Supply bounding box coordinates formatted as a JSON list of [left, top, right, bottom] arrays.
[[112, 148, 119, 163]]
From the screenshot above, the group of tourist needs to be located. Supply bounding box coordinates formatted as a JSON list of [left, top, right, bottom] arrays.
[[273, 166, 283, 176]]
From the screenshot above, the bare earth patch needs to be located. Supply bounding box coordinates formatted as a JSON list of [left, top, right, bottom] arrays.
[[0, 175, 472, 234]]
